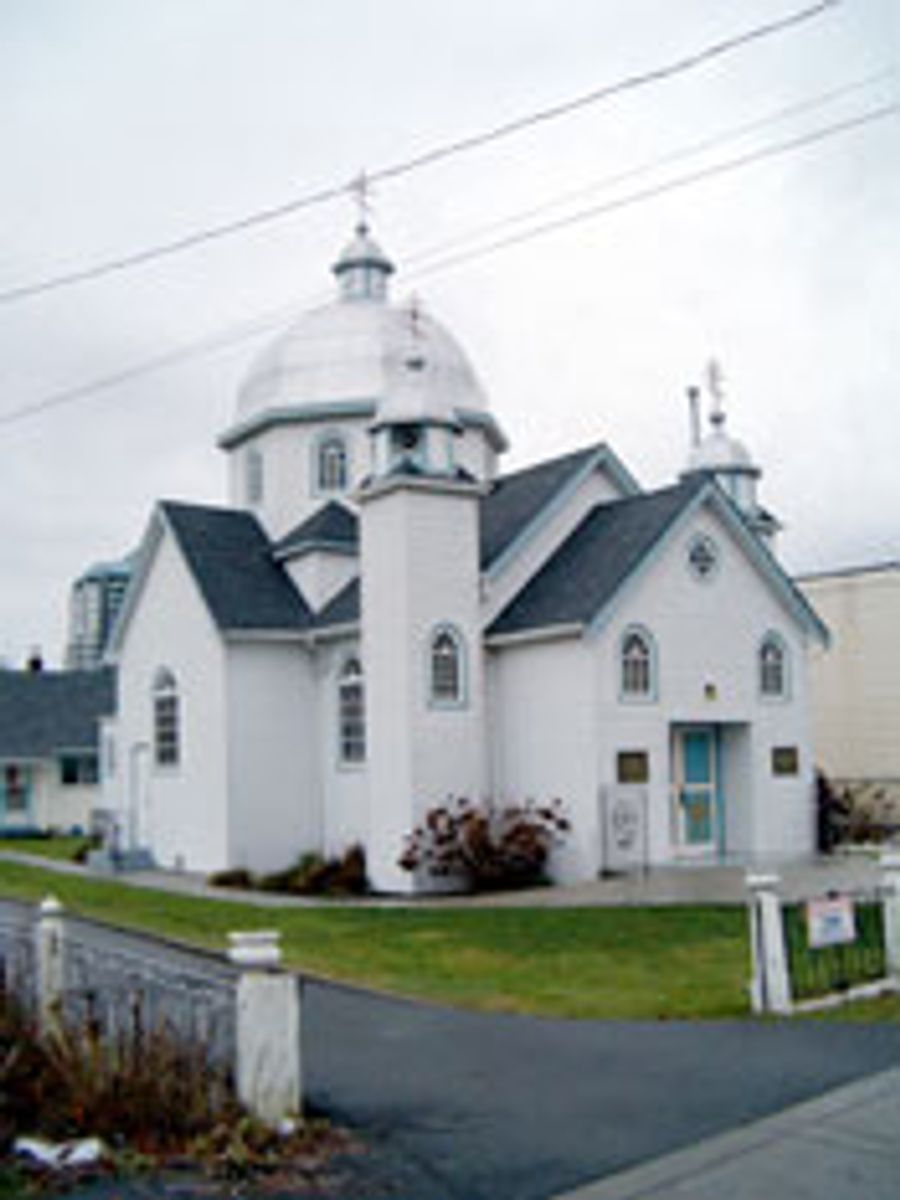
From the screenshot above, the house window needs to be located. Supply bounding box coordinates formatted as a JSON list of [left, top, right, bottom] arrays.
[[620, 628, 655, 699], [338, 657, 365, 764], [245, 446, 264, 505], [60, 754, 99, 786], [317, 434, 348, 493], [759, 634, 788, 699], [429, 626, 465, 705], [2, 765, 29, 813], [153, 667, 180, 768]]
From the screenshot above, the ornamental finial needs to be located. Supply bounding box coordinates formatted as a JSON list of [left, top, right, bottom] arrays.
[[705, 358, 726, 428]]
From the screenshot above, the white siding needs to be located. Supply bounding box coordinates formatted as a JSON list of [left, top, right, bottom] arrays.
[[314, 639, 369, 858], [112, 528, 229, 872], [225, 641, 318, 873]]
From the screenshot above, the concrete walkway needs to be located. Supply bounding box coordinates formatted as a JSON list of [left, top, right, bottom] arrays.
[[555, 1065, 900, 1200], [0, 847, 886, 907]]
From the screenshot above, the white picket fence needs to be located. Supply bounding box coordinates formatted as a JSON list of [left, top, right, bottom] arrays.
[[747, 852, 900, 1014], [0, 895, 302, 1124]]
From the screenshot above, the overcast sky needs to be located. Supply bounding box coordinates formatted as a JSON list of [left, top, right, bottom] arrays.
[[1, 0, 897, 667]]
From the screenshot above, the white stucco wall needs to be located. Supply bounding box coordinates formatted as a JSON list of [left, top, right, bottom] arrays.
[[361, 481, 486, 892], [225, 640, 318, 873], [487, 637, 597, 882], [111, 524, 229, 872], [799, 567, 900, 780], [226, 418, 370, 540]]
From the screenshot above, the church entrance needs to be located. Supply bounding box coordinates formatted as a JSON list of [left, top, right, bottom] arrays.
[[670, 726, 722, 858]]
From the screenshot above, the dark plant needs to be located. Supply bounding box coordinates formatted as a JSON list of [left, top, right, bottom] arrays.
[[398, 797, 570, 891], [816, 769, 851, 854], [207, 866, 256, 890], [254, 845, 369, 897]]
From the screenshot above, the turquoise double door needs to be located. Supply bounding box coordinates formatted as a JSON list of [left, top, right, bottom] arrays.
[[672, 727, 722, 855]]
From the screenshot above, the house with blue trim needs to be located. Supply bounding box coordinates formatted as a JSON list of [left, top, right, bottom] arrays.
[[98, 224, 827, 890]]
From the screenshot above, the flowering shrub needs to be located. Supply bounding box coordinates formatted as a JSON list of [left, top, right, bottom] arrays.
[[398, 798, 569, 891]]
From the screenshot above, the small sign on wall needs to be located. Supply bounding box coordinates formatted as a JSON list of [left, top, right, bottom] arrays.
[[806, 895, 856, 948]]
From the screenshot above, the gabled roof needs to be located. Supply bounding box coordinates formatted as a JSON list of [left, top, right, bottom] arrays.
[[271, 502, 358, 560], [313, 577, 361, 630], [161, 502, 313, 633], [479, 443, 639, 571], [0, 668, 116, 758], [489, 478, 702, 636], [489, 476, 829, 644]]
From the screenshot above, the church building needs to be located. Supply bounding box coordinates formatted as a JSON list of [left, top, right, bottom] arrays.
[[101, 223, 827, 891]]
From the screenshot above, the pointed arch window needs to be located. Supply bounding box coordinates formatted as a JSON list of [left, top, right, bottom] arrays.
[[759, 633, 788, 699], [429, 626, 465, 706], [620, 627, 656, 701], [338, 657, 365, 764], [153, 667, 180, 767], [317, 434, 348, 493]]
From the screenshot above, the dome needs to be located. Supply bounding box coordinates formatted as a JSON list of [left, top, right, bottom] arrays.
[[687, 429, 756, 474], [233, 224, 488, 430], [235, 299, 488, 424]]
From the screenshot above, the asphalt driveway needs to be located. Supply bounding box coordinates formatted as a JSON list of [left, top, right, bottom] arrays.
[[304, 979, 900, 1200]]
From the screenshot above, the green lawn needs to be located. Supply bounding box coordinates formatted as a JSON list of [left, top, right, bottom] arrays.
[[0, 835, 91, 861], [1, 860, 896, 1023], [0, 861, 750, 1019]]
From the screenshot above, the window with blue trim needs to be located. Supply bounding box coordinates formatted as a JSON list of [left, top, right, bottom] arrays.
[[430, 627, 465, 705], [153, 667, 180, 767], [338, 658, 366, 764], [759, 634, 788, 699], [317, 434, 348, 493], [620, 628, 655, 699]]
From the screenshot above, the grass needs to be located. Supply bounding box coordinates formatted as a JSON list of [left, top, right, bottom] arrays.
[[0, 835, 90, 862], [0, 861, 750, 1020], [0, 860, 896, 1023]]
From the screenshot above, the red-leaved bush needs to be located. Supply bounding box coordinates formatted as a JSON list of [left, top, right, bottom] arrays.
[[398, 797, 569, 891]]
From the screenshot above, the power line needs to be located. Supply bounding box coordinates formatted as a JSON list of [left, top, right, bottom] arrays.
[[0, 0, 842, 308], [0, 96, 891, 434], [405, 103, 898, 280]]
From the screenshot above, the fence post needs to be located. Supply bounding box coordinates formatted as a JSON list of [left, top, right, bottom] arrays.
[[880, 851, 900, 981], [35, 895, 65, 1036], [746, 873, 791, 1015], [228, 931, 302, 1125]]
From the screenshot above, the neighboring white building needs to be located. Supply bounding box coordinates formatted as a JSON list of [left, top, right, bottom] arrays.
[[98, 224, 827, 890], [798, 562, 900, 807], [0, 667, 116, 834]]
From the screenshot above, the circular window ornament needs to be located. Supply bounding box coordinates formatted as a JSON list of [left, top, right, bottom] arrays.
[[687, 533, 719, 581]]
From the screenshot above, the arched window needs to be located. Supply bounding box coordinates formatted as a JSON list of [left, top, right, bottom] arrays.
[[245, 446, 264, 505], [759, 634, 788, 699], [338, 657, 365, 764], [429, 626, 465, 705], [317, 434, 348, 493], [620, 628, 655, 700], [153, 667, 180, 767]]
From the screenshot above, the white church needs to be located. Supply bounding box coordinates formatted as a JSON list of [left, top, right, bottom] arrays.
[[99, 223, 827, 891]]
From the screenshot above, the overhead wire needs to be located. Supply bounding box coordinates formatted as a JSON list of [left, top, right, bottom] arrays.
[[0, 0, 842, 307], [0, 92, 893, 432]]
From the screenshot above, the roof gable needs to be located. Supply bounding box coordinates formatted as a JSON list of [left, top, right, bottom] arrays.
[[161, 502, 313, 634], [0, 668, 116, 759], [479, 443, 638, 572], [272, 501, 359, 561]]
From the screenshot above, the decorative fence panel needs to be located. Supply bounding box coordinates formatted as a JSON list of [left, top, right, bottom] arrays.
[[0, 896, 302, 1123], [748, 854, 900, 1015]]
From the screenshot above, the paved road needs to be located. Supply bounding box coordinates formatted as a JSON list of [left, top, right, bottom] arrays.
[[304, 979, 900, 1200]]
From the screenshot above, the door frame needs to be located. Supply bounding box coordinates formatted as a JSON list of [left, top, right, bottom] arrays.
[[670, 725, 723, 858]]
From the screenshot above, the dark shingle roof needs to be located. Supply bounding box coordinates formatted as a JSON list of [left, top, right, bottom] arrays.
[[0, 668, 116, 758], [313, 578, 360, 629], [271, 502, 358, 559], [161, 502, 312, 632], [479, 444, 608, 570], [489, 479, 703, 636]]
